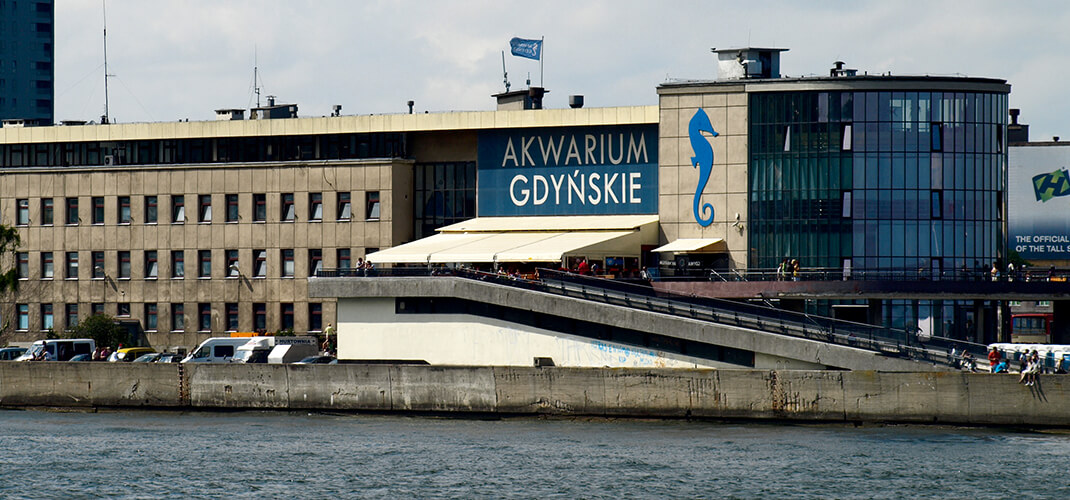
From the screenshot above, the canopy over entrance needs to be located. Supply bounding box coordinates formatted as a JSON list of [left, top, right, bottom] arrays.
[[651, 238, 727, 254], [366, 215, 658, 265]]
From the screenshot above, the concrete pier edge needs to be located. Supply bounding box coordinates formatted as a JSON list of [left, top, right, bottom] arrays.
[[0, 363, 1065, 427]]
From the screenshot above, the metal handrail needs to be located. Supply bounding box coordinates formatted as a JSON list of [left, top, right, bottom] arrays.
[[314, 266, 988, 366]]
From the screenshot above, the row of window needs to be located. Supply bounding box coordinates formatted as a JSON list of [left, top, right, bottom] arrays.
[[10, 191, 379, 226], [14, 248, 371, 280], [11, 302, 324, 333], [0, 132, 406, 168]]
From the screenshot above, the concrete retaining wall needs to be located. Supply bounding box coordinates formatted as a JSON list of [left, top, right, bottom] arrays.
[[1, 362, 1067, 427]]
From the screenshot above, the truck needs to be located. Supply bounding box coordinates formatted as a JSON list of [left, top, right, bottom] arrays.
[[228, 336, 319, 364]]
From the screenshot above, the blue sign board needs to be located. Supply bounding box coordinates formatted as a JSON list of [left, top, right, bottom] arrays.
[[477, 125, 658, 216]]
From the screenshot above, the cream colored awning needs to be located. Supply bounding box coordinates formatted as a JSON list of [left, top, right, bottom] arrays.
[[428, 232, 558, 264], [437, 215, 659, 232], [495, 231, 638, 262], [651, 238, 727, 253], [365, 233, 493, 264], [366, 215, 659, 264]]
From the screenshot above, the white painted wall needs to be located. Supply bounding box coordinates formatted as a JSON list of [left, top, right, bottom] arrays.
[[337, 297, 722, 368]]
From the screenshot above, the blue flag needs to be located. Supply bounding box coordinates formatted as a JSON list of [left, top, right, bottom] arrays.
[[510, 37, 542, 60]]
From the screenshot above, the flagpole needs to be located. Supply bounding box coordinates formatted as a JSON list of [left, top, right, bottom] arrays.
[[540, 36, 545, 87]]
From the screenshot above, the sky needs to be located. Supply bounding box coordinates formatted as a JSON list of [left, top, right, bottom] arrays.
[[54, 0, 1070, 140]]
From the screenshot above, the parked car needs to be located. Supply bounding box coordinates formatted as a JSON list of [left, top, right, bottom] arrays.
[[132, 353, 162, 362], [68, 354, 92, 362], [294, 355, 337, 364], [108, 347, 156, 362], [0, 347, 27, 361]]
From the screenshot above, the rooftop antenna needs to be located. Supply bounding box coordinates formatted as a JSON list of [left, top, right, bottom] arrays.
[[501, 51, 510, 92], [254, 47, 261, 108], [101, 0, 113, 124]]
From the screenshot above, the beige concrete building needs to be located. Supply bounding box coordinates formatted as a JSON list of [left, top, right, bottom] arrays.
[[0, 104, 657, 350]]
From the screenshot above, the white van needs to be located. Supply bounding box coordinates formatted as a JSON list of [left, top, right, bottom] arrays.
[[181, 337, 254, 363], [16, 339, 96, 361], [230, 336, 318, 364]]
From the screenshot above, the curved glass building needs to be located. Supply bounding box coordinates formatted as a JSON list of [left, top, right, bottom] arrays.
[[749, 86, 1008, 277]]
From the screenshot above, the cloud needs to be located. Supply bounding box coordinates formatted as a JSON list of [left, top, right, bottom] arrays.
[[54, 0, 1070, 139]]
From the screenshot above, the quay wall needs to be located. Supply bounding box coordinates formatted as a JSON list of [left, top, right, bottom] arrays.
[[0, 362, 1066, 427]]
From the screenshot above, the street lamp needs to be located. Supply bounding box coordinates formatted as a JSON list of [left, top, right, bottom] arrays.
[[94, 265, 109, 314]]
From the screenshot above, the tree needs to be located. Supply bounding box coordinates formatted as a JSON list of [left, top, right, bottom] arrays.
[[0, 224, 20, 294], [73, 314, 129, 349]]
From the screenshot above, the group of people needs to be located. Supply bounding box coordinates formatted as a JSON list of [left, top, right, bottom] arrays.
[[91, 346, 116, 361], [1017, 349, 1042, 386], [776, 258, 801, 281], [983, 346, 1042, 386]]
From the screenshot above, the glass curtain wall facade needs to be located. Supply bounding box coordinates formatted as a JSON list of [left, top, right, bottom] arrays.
[[749, 90, 1007, 277], [413, 162, 477, 239]]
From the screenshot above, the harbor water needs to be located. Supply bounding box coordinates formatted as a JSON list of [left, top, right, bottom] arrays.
[[1, 409, 1067, 498]]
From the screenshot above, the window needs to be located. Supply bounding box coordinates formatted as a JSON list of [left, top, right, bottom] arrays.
[[92, 303, 105, 316], [117, 303, 130, 317], [280, 303, 294, 330], [282, 249, 295, 277], [16, 252, 28, 279], [66, 251, 79, 279], [931, 122, 943, 152], [337, 248, 351, 270], [841, 123, 853, 151], [41, 198, 53, 225], [366, 191, 380, 220], [254, 250, 267, 277], [92, 196, 105, 224], [198, 250, 212, 278], [931, 190, 943, 219], [17, 304, 28, 330], [337, 192, 352, 220], [145, 196, 158, 223], [118, 251, 131, 279], [198, 303, 212, 331], [16, 199, 29, 225], [66, 197, 79, 224], [172, 251, 185, 278], [66, 303, 79, 329], [41, 303, 53, 330], [42, 252, 53, 279], [92, 252, 105, 279], [145, 303, 158, 331], [842, 191, 852, 218], [281, 193, 295, 221], [253, 193, 266, 222], [226, 249, 239, 277], [226, 303, 239, 331], [309, 303, 323, 331], [172, 195, 185, 223], [118, 196, 131, 223], [310, 249, 323, 276], [171, 303, 185, 331], [199, 194, 212, 223], [309, 192, 323, 221], [145, 251, 158, 279], [253, 303, 267, 331], [225, 194, 239, 222]]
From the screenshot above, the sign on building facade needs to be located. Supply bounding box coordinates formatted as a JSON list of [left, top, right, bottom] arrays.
[[477, 125, 658, 216]]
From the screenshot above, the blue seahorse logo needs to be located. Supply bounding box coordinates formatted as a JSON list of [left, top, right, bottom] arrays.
[[689, 108, 718, 227]]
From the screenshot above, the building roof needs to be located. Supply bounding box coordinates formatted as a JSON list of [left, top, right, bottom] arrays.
[[0, 106, 658, 145]]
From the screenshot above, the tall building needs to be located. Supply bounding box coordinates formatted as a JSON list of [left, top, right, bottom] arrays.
[[0, 0, 54, 126]]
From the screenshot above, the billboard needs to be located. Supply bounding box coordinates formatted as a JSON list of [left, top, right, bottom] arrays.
[[1009, 145, 1070, 260], [477, 124, 658, 216]]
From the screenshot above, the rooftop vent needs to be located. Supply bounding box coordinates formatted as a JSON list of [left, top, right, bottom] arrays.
[[569, 95, 584, 109], [711, 47, 788, 80], [830, 61, 858, 77]]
